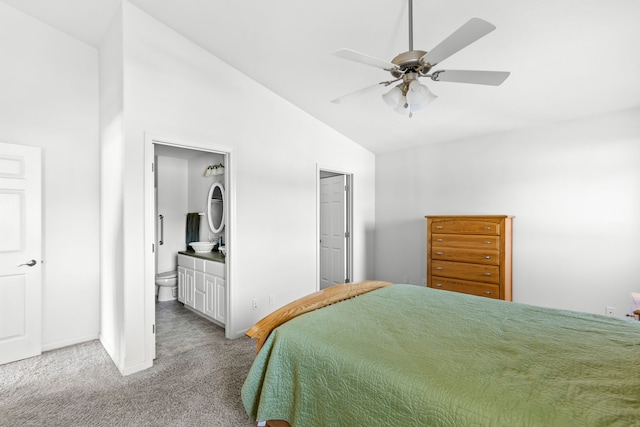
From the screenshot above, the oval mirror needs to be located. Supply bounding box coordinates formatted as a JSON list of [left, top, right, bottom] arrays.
[[207, 182, 225, 234]]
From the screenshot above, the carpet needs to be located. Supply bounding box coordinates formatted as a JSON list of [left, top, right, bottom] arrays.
[[0, 337, 257, 427]]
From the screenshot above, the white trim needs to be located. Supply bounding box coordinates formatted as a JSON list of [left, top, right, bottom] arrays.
[[121, 359, 153, 376], [144, 135, 155, 364], [144, 132, 236, 371], [41, 333, 100, 352], [145, 132, 234, 155]]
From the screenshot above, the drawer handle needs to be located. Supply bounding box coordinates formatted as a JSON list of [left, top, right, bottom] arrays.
[[484, 272, 492, 276], [436, 251, 444, 255], [436, 225, 444, 229], [484, 256, 492, 259], [485, 227, 492, 230], [436, 267, 443, 270], [484, 241, 493, 245], [484, 291, 492, 295], [436, 238, 443, 242], [436, 283, 443, 287]]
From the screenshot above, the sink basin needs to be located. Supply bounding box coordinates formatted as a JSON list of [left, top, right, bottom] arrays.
[[189, 241, 215, 253]]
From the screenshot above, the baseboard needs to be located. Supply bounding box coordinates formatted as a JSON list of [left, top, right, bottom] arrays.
[[99, 334, 153, 376], [121, 359, 153, 376], [232, 328, 248, 339], [41, 333, 100, 352]]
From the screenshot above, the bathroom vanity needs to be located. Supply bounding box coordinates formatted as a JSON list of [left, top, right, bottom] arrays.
[[177, 251, 226, 327]]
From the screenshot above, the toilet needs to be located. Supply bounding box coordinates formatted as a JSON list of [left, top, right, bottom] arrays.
[[156, 270, 178, 301]]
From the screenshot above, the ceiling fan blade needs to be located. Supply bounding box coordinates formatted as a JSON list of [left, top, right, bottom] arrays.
[[431, 70, 510, 86], [333, 48, 398, 70], [421, 18, 496, 66], [331, 82, 390, 104]]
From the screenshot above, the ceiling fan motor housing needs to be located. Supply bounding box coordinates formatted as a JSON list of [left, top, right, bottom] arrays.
[[391, 50, 432, 77]]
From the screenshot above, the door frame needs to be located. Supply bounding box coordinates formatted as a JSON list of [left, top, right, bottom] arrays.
[[316, 165, 353, 290], [144, 133, 235, 364]]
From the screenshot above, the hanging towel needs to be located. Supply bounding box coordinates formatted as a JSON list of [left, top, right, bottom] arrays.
[[186, 213, 201, 250]]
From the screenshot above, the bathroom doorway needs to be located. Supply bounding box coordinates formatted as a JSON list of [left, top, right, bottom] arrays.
[[318, 168, 353, 290], [144, 135, 232, 363]]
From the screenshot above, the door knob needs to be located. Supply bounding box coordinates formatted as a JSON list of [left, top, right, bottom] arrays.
[[18, 259, 37, 267]]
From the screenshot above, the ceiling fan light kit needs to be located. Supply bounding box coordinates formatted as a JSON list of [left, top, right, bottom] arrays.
[[332, 0, 510, 117], [383, 75, 437, 118]]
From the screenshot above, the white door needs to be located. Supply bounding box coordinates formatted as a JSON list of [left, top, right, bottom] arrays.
[[320, 174, 346, 289], [0, 142, 42, 365]]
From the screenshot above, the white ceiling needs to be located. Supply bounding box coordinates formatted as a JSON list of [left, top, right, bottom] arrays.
[[4, 0, 640, 154]]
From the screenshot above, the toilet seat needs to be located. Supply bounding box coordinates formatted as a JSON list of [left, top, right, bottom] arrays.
[[156, 270, 177, 281]]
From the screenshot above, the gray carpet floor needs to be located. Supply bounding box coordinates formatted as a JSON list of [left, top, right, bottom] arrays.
[[0, 302, 258, 427]]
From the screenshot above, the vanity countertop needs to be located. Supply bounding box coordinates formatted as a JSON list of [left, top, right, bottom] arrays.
[[179, 250, 225, 264]]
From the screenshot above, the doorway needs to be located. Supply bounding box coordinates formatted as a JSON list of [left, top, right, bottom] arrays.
[[318, 169, 353, 289], [144, 135, 232, 364]]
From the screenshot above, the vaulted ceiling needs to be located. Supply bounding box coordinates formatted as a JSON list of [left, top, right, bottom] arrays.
[[4, 0, 640, 154]]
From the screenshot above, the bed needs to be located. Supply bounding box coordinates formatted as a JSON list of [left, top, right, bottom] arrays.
[[241, 281, 640, 426]]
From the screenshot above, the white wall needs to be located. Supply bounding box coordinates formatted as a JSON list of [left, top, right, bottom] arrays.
[[156, 156, 188, 272], [0, 3, 100, 350], [99, 5, 125, 369], [96, 3, 376, 373], [375, 108, 640, 317], [188, 154, 224, 215], [187, 153, 224, 243]]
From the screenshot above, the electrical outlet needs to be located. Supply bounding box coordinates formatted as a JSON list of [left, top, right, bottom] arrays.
[[422, 278, 426, 286], [253, 299, 259, 310], [402, 275, 409, 283], [605, 306, 615, 317], [269, 295, 275, 306]]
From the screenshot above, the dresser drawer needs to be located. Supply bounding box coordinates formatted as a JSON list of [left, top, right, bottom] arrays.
[[432, 234, 500, 249], [431, 247, 499, 265], [430, 260, 500, 284], [431, 219, 501, 235], [431, 277, 500, 299]]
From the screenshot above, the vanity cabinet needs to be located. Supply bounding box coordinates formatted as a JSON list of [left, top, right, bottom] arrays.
[[426, 215, 513, 301], [177, 266, 195, 308], [178, 254, 226, 326]]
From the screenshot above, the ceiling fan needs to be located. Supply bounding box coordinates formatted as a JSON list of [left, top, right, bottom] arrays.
[[331, 0, 510, 117]]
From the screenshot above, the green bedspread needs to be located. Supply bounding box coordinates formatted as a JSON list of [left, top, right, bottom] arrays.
[[242, 284, 640, 426]]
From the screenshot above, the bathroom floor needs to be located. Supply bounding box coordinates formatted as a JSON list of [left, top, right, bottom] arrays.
[[155, 300, 225, 359]]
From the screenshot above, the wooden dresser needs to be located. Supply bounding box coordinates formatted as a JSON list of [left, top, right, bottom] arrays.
[[426, 215, 513, 301]]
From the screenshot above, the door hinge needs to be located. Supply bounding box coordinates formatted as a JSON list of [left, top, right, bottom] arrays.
[[152, 243, 155, 253], [151, 162, 154, 173], [345, 184, 350, 192], [345, 231, 350, 238], [152, 324, 155, 334]]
